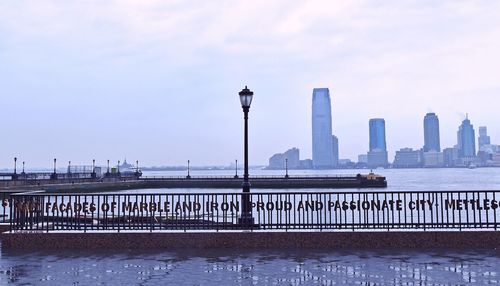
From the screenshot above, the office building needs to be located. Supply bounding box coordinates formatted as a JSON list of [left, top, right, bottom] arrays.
[[299, 159, 313, 169], [369, 118, 387, 152], [367, 118, 388, 168], [268, 148, 300, 169], [393, 148, 422, 168], [478, 126, 491, 151], [457, 115, 476, 158], [358, 154, 368, 164], [443, 146, 459, 167], [492, 153, 500, 167], [423, 113, 441, 152], [423, 151, 444, 168], [312, 88, 334, 168], [332, 135, 339, 168]]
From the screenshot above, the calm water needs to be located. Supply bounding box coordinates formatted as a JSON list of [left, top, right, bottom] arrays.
[[2, 168, 500, 285], [142, 167, 500, 191]]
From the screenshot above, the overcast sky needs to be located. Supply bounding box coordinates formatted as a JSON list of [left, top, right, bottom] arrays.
[[1, 1, 500, 168]]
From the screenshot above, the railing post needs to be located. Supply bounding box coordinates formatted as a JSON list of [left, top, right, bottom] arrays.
[[9, 195, 13, 233]]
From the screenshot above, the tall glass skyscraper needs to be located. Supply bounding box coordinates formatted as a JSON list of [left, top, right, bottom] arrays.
[[457, 115, 476, 158], [367, 118, 388, 167], [312, 88, 334, 168], [423, 113, 441, 152], [369, 119, 387, 152]]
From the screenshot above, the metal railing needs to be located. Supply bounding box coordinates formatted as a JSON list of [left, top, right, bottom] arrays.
[[9, 190, 500, 232], [0, 172, 96, 181], [0, 192, 10, 223], [141, 174, 359, 180]]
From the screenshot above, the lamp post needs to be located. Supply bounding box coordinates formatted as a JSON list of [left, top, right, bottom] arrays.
[[22, 161, 25, 174], [13, 157, 18, 180], [186, 160, 191, 179], [68, 161, 71, 174], [285, 158, 289, 179], [239, 85, 254, 226], [92, 159, 96, 179], [51, 158, 58, 180], [135, 160, 140, 178], [107, 160, 110, 175], [234, 159, 239, 179], [117, 160, 120, 174]]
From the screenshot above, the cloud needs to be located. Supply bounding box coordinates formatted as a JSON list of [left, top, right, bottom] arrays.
[[1, 1, 500, 165]]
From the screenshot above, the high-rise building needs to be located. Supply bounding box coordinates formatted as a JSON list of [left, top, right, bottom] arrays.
[[267, 148, 300, 169], [332, 135, 339, 168], [312, 88, 334, 168], [423, 113, 441, 152], [478, 126, 491, 151], [369, 119, 387, 152], [367, 118, 388, 167], [457, 115, 476, 158]]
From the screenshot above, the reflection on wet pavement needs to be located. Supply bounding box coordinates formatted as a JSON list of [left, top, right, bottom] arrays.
[[0, 248, 499, 285]]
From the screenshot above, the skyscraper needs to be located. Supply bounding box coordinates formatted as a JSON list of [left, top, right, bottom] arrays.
[[332, 135, 339, 168], [312, 88, 334, 168], [457, 115, 476, 158], [478, 126, 491, 150], [369, 118, 387, 152], [423, 113, 440, 152], [367, 118, 388, 167]]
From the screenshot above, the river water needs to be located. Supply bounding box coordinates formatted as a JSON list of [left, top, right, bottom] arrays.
[[1, 168, 500, 285]]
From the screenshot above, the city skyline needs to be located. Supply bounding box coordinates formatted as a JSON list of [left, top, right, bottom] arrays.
[[1, 94, 498, 169], [1, 1, 500, 167], [267, 108, 498, 169]]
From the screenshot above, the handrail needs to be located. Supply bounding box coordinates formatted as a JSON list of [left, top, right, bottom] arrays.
[[8, 190, 500, 233], [140, 174, 359, 180]]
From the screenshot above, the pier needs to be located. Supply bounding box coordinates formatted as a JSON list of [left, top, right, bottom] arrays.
[[0, 171, 387, 191]]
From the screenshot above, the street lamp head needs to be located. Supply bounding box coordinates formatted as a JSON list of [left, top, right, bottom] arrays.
[[239, 86, 253, 109]]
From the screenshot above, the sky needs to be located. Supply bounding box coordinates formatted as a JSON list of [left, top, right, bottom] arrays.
[[1, 0, 500, 168]]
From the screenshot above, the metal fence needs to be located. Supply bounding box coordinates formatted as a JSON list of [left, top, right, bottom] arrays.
[[0, 192, 10, 223], [9, 190, 500, 232], [141, 175, 358, 180]]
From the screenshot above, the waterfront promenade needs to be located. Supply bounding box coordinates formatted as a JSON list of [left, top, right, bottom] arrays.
[[1, 169, 499, 250]]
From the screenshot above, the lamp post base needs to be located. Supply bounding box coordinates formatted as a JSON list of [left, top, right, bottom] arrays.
[[238, 214, 255, 229]]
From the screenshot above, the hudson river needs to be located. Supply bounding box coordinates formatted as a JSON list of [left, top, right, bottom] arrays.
[[1, 168, 500, 285]]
